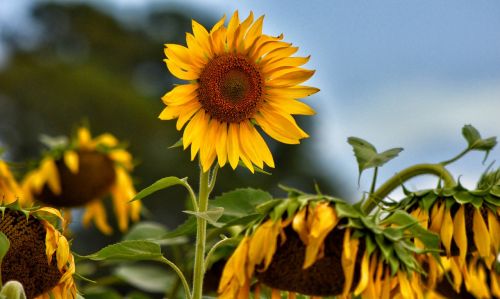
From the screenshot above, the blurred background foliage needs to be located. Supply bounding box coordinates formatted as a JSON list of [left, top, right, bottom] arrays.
[[0, 2, 342, 254]]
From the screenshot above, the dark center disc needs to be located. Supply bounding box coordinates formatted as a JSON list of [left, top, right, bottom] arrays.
[[0, 209, 62, 299], [36, 150, 116, 207], [198, 54, 264, 123], [256, 225, 364, 296]]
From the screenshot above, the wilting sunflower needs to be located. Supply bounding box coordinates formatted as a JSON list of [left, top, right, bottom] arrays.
[[22, 127, 141, 234], [218, 192, 440, 298], [0, 160, 26, 205], [160, 11, 318, 172], [394, 168, 500, 298], [0, 203, 77, 299]]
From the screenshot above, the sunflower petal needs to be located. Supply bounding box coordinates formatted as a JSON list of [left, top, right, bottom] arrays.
[[453, 205, 467, 266], [63, 150, 79, 174], [440, 207, 454, 256], [473, 208, 491, 258], [227, 123, 241, 169]]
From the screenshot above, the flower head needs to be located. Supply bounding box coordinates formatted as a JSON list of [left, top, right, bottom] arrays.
[[22, 127, 141, 234], [160, 11, 318, 172], [218, 195, 437, 298], [0, 204, 77, 299]]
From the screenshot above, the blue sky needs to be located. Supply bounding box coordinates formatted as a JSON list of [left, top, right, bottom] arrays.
[[1, 0, 499, 199]]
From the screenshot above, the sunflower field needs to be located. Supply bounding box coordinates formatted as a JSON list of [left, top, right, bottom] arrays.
[[0, 2, 499, 299]]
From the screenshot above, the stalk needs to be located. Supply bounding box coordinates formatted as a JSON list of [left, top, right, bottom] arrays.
[[191, 168, 211, 299], [362, 163, 456, 214]]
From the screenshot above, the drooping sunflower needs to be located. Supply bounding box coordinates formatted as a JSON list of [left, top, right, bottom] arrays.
[[22, 127, 141, 234], [393, 168, 500, 298], [218, 192, 440, 298], [0, 203, 77, 299], [160, 11, 318, 172]]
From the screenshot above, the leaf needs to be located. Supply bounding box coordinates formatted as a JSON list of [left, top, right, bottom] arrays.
[[162, 217, 197, 239], [124, 222, 188, 246], [115, 264, 175, 293], [347, 137, 403, 179], [183, 207, 225, 227], [211, 188, 273, 219], [168, 137, 183, 149], [462, 124, 497, 161], [335, 202, 362, 219], [82, 288, 122, 299], [83, 240, 163, 262], [131, 176, 187, 202], [0, 281, 26, 299]]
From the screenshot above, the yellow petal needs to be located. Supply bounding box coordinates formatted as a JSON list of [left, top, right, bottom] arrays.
[[267, 97, 315, 116], [429, 201, 445, 233], [165, 59, 199, 81], [192, 20, 212, 56], [247, 124, 275, 168], [341, 228, 360, 296], [397, 271, 414, 299], [239, 121, 264, 169], [82, 201, 113, 235], [473, 208, 491, 257], [190, 111, 209, 161], [487, 209, 500, 253], [226, 11, 240, 48], [56, 235, 70, 271], [227, 123, 240, 169], [41, 158, 61, 195], [354, 251, 370, 295], [64, 150, 79, 174], [303, 203, 338, 269], [215, 122, 228, 167], [254, 113, 300, 144], [440, 207, 454, 256], [266, 85, 320, 99], [218, 236, 250, 293], [292, 207, 309, 244], [77, 127, 93, 148], [267, 69, 315, 87], [200, 120, 219, 172], [452, 205, 467, 266]]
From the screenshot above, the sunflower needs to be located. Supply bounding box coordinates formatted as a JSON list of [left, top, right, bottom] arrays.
[[394, 169, 500, 298], [218, 193, 439, 298], [160, 11, 318, 172], [22, 127, 141, 234], [0, 160, 26, 205], [0, 203, 77, 299]]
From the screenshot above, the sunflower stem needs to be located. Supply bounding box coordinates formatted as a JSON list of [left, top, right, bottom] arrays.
[[192, 167, 211, 299], [159, 256, 192, 299], [362, 163, 456, 214]]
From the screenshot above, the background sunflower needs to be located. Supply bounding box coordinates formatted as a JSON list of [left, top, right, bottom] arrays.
[[22, 126, 141, 235]]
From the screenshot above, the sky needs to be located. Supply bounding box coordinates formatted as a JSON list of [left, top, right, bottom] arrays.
[[1, 0, 499, 200]]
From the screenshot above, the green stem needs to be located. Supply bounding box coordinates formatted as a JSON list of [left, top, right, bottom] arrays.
[[182, 180, 199, 211], [192, 168, 211, 299], [362, 163, 456, 214], [204, 237, 236, 270], [440, 148, 470, 166], [160, 257, 192, 299], [369, 167, 379, 195]]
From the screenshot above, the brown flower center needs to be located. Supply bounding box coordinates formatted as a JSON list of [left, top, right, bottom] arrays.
[[36, 150, 116, 207], [256, 226, 365, 296], [0, 209, 62, 299], [198, 54, 264, 123]]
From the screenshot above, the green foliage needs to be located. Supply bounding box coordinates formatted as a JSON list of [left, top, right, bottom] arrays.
[[462, 124, 497, 154], [115, 264, 175, 293], [131, 177, 187, 202], [124, 222, 188, 246], [347, 136, 403, 180], [83, 240, 163, 263]]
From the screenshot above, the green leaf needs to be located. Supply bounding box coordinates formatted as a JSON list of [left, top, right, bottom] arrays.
[[335, 202, 362, 219], [115, 264, 175, 293], [211, 188, 273, 219], [221, 214, 262, 229], [347, 137, 403, 178], [124, 222, 188, 246], [83, 240, 163, 262], [183, 207, 225, 227], [83, 288, 121, 299], [256, 199, 283, 215], [162, 217, 197, 239], [462, 124, 497, 161], [131, 176, 187, 202], [168, 137, 183, 149]]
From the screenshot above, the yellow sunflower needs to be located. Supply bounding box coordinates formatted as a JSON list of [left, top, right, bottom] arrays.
[[218, 198, 437, 298], [22, 127, 141, 234], [0, 205, 77, 299], [0, 160, 26, 205], [160, 11, 318, 172], [401, 184, 500, 298]]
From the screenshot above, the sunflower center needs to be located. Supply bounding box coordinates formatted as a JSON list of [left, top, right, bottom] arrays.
[[198, 54, 264, 123], [36, 150, 116, 207], [0, 209, 62, 299]]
